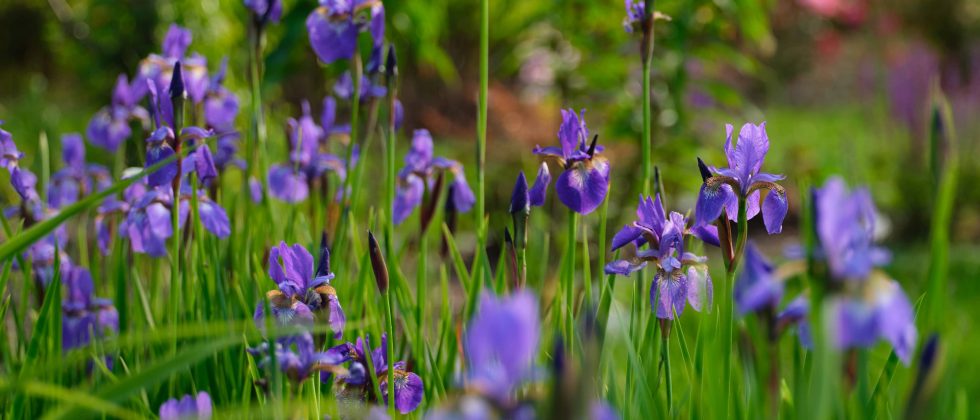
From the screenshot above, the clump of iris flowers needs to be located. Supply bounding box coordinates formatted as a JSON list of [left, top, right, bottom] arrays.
[[532, 108, 609, 215], [254, 241, 346, 339], [605, 194, 715, 319], [266, 99, 349, 204], [159, 391, 212, 420]]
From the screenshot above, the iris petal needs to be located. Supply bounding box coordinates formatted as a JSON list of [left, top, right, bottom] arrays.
[[555, 163, 608, 215]]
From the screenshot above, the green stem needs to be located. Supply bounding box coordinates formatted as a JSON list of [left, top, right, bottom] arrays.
[[384, 290, 396, 418], [722, 195, 748, 416], [334, 54, 363, 260], [641, 46, 652, 194], [662, 330, 673, 416], [476, 0, 488, 230], [564, 212, 577, 349]]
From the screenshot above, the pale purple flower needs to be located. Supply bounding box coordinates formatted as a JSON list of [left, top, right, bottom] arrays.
[[623, 0, 645, 33], [827, 275, 917, 364], [814, 177, 890, 280], [605, 195, 714, 319], [464, 291, 540, 401], [532, 108, 610, 215], [695, 122, 788, 234], [159, 392, 212, 420], [87, 74, 149, 152], [249, 332, 345, 383]]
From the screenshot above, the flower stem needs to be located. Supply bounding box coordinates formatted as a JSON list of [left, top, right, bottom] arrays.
[[384, 289, 396, 418], [334, 53, 363, 260], [641, 43, 652, 194], [472, 0, 489, 292], [661, 327, 673, 416], [722, 195, 748, 416]]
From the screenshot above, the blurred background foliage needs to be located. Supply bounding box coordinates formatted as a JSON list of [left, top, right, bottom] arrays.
[[0, 0, 978, 399]]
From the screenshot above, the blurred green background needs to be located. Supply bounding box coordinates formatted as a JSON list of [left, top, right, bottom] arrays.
[[0, 0, 978, 403]]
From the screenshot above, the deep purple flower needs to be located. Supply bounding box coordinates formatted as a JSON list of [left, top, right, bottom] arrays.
[[528, 162, 551, 207], [159, 391, 212, 420], [62, 266, 119, 354], [255, 241, 345, 339], [532, 109, 610, 215], [695, 123, 788, 234], [48, 134, 112, 209], [323, 334, 424, 414], [605, 195, 714, 319], [244, 0, 283, 26], [814, 177, 890, 280], [307, 0, 386, 65], [734, 242, 783, 315], [393, 129, 474, 224], [464, 291, 540, 401]]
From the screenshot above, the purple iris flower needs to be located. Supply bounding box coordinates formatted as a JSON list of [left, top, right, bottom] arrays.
[[322, 334, 424, 414], [48, 134, 112, 209], [267, 100, 348, 203], [120, 186, 177, 257], [62, 265, 119, 357], [159, 392, 212, 420], [814, 177, 891, 280], [87, 74, 150, 152], [464, 291, 540, 401], [623, 0, 645, 33], [306, 0, 385, 65], [695, 122, 788, 234], [734, 242, 784, 315], [393, 129, 474, 225], [605, 195, 714, 319], [333, 71, 388, 101], [1, 123, 22, 170], [532, 109, 610, 215], [26, 236, 72, 289], [133, 25, 209, 107], [254, 241, 346, 339], [244, 0, 283, 26], [249, 332, 345, 383], [144, 81, 216, 188], [826, 275, 917, 364]]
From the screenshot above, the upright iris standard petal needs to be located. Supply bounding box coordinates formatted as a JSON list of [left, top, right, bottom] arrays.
[[555, 161, 608, 215], [268, 241, 315, 296], [557, 108, 587, 158], [61, 134, 86, 169], [528, 162, 551, 206], [405, 129, 434, 173], [762, 189, 788, 234], [162, 24, 192, 60]]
